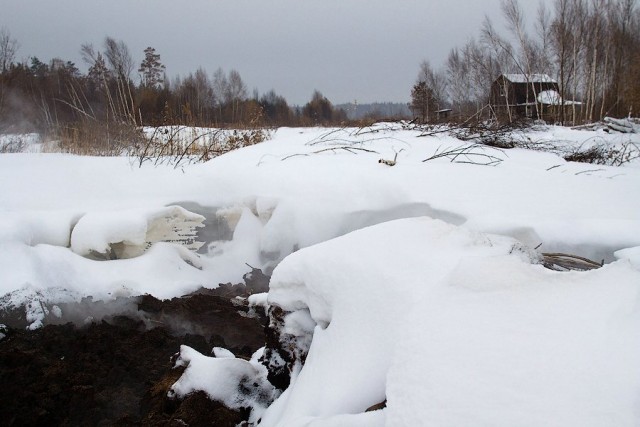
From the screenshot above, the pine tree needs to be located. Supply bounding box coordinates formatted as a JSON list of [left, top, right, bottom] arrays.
[[410, 81, 436, 123], [87, 52, 110, 90], [138, 47, 165, 89]]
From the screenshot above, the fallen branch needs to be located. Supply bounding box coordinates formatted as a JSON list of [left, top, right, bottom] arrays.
[[423, 143, 504, 166], [281, 146, 378, 161], [541, 252, 603, 271]]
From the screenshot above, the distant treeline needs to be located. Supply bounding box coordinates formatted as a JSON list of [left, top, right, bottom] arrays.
[[336, 102, 411, 121], [2, 35, 405, 134]]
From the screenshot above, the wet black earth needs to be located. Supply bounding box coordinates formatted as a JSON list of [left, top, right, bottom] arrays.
[[0, 272, 270, 426]]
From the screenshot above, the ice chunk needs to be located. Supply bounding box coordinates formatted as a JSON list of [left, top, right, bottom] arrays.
[[70, 206, 204, 259]]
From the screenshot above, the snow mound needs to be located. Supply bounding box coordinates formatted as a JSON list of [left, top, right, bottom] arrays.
[[615, 246, 640, 270], [212, 347, 236, 358], [0, 242, 209, 326], [260, 217, 640, 426]]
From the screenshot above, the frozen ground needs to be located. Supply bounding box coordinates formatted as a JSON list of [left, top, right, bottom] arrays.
[[1, 123, 640, 425]]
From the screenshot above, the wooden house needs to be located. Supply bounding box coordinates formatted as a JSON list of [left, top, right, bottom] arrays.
[[490, 74, 579, 122]]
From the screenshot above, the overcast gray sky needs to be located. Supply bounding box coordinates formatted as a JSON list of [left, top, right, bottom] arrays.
[[1, 0, 548, 105]]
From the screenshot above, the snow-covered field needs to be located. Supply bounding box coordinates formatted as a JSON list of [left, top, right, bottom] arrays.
[[1, 123, 640, 425]]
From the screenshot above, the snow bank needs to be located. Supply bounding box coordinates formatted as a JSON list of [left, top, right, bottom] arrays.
[[260, 217, 640, 426], [615, 245, 640, 269], [0, 241, 209, 320]]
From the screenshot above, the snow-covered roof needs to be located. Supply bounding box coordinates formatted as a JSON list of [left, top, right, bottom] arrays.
[[502, 73, 556, 84]]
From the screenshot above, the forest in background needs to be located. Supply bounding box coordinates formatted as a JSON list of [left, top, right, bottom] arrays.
[[0, 35, 353, 133], [411, 0, 640, 124], [1, 0, 639, 148]]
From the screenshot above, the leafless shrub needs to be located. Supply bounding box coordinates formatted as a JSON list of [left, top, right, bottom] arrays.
[[307, 124, 409, 148], [277, 126, 392, 162], [133, 126, 270, 168], [406, 113, 531, 149], [450, 120, 532, 149], [0, 135, 27, 153], [411, 119, 640, 168], [51, 121, 143, 156], [563, 140, 640, 166]]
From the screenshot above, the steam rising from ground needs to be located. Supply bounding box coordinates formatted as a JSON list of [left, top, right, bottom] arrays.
[[0, 292, 229, 336]]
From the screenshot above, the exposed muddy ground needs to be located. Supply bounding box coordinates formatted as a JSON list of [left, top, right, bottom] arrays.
[[0, 271, 270, 426]]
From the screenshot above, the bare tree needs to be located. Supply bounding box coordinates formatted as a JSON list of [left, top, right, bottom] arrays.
[[212, 67, 228, 119], [0, 28, 19, 123], [81, 43, 117, 120], [535, 3, 554, 74], [102, 37, 136, 124], [609, 0, 638, 117], [550, 0, 573, 124], [0, 27, 19, 72], [446, 48, 469, 115], [417, 60, 448, 112], [79, 39, 136, 130], [501, 0, 543, 119], [227, 69, 247, 122], [104, 37, 134, 81]]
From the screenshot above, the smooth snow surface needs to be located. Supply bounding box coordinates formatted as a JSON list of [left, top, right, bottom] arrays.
[[261, 217, 640, 426]]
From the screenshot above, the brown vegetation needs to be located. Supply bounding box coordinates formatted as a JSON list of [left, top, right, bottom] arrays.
[[0, 34, 353, 158]]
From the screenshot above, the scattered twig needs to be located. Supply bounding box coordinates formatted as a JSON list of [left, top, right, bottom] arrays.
[[423, 143, 504, 166], [282, 146, 378, 161], [574, 168, 606, 175]]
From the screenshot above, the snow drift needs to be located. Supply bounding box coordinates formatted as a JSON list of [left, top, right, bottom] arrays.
[[259, 217, 640, 426]]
